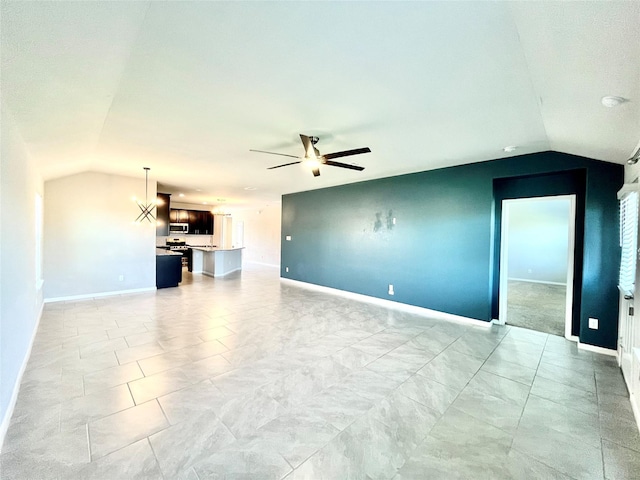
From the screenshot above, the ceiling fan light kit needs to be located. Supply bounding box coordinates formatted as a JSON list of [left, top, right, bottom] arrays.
[[251, 134, 370, 177]]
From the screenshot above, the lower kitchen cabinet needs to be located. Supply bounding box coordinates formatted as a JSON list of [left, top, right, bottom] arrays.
[[156, 254, 182, 288]]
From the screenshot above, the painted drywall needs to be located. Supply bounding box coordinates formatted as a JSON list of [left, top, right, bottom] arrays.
[[0, 109, 44, 444], [281, 152, 623, 349], [506, 197, 571, 284], [229, 204, 281, 267], [43, 172, 156, 300]]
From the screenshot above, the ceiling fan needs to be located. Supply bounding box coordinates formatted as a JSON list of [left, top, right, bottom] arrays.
[[251, 134, 371, 177]]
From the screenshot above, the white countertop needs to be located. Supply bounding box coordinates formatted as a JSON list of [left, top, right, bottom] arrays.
[[190, 246, 245, 252], [156, 248, 183, 257]]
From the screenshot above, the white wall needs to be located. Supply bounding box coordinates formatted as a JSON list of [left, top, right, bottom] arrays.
[[0, 109, 44, 445], [506, 197, 571, 284], [229, 204, 281, 267], [44, 172, 156, 300]]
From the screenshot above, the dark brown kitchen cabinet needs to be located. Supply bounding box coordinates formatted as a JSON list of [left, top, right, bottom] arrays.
[[156, 193, 171, 236], [190, 211, 213, 235], [169, 208, 213, 234], [169, 209, 189, 223]]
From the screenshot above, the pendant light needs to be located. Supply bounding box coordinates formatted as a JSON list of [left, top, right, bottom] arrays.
[[134, 167, 156, 223]]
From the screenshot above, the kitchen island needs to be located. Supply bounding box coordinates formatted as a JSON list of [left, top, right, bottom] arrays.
[[191, 247, 244, 277]]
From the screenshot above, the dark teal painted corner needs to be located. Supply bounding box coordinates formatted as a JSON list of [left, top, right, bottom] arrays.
[[280, 151, 624, 350]]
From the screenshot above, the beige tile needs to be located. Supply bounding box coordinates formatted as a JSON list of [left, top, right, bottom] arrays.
[[89, 400, 169, 460], [128, 367, 193, 404], [84, 361, 144, 395]]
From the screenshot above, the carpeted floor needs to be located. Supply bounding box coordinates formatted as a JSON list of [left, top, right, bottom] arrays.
[[506, 280, 566, 336]]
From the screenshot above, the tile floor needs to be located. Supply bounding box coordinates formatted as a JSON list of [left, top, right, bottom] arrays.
[[2, 265, 639, 479]]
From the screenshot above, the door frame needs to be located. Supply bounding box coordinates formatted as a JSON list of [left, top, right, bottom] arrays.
[[498, 194, 577, 339]]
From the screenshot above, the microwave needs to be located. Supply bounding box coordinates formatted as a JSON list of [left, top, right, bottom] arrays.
[[169, 223, 188, 234]]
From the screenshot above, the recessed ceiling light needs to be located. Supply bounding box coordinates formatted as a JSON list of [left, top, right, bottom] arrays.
[[196, 189, 202, 192], [503, 146, 517, 153], [601, 96, 627, 108], [202, 201, 208, 205], [179, 193, 185, 197], [244, 187, 257, 191]]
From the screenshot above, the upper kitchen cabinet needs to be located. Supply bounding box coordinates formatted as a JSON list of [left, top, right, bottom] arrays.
[[170, 209, 189, 223], [190, 210, 214, 235], [169, 208, 213, 235], [156, 193, 171, 236]]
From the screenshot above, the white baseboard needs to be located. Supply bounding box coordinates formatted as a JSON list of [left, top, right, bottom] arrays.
[[0, 299, 44, 453], [201, 267, 242, 278], [578, 341, 617, 357], [280, 278, 491, 328], [631, 389, 640, 435], [508, 277, 567, 286], [44, 286, 156, 303]]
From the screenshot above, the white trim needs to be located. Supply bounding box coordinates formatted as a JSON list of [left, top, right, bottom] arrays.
[[200, 267, 242, 278], [43, 286, 156, 303], [280, 278, 491, 328], [617, 183, 640, 200], [498, 195, 576, 340], [0, 300, 44, 453], [507, 277, 567, 286], [631, 392, 640, 437], [577, 341, 617, 357], [565, 195, 577, 339]]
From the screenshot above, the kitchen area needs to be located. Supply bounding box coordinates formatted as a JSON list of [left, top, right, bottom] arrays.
[[155, 193, 243, 288]]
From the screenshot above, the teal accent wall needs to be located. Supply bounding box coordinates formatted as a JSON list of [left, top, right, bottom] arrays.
[[281, 151, 623, 350]]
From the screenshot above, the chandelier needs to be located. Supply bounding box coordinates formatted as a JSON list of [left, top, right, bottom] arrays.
[[134, 167, 156, 223]]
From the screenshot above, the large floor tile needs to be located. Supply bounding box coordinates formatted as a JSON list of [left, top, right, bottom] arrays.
[[149, 410, 236, 478], [69, 438, 162, 480], [513, 418, 604, 479], [396, 374, 460, 414], [529, 375, 598, 416], [602, 439, 640, 480], [88, 400, 169, 459]]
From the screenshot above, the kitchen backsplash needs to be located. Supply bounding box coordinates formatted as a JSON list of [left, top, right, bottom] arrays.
[[156, 235, 215, 246]]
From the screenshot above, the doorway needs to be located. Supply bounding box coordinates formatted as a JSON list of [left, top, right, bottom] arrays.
[[499, 195, 576, 337]]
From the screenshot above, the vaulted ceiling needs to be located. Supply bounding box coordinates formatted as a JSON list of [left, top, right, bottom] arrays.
[[2, 1, 639, 208]]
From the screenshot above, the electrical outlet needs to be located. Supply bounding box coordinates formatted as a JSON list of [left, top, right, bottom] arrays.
[[388, 284, 394, 295], [118, 275, 124, 281], [393, 218, 396, 225], [285, 267, 289, 273], [285, 235, 291, 241], [588, 317, 599, 329]]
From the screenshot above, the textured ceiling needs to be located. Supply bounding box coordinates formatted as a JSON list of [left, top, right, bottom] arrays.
[[2, 1, 639, 208]]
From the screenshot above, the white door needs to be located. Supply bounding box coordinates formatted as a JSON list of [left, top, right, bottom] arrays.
[[499, 195, 576, 338]]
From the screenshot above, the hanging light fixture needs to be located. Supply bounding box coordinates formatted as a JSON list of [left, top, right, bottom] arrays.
[[134, 167, 156, 223]]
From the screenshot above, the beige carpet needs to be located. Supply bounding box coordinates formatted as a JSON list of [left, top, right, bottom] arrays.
[[506, 280, 566, 336]]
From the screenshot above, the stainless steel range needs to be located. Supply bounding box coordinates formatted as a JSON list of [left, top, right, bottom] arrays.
[[166, 240, 189, 266]]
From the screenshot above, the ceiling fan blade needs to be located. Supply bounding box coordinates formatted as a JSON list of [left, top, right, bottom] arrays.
[[322, 147, 371, 160], [323, 160, 365, 171], [267, 161, 302, 170], [311, 167, 320, 177], [250, 149, 300, 159]]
